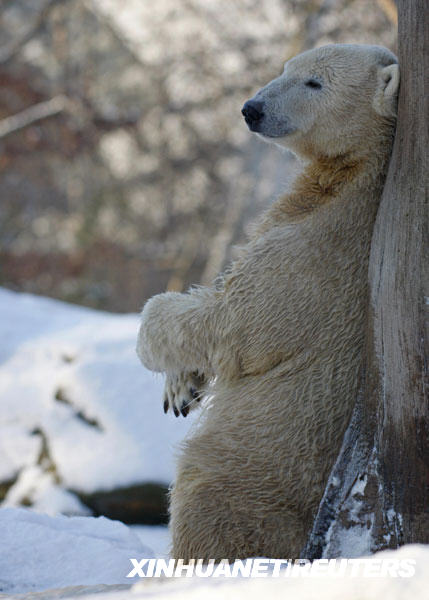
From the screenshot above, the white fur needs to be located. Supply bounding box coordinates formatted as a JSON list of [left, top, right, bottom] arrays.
[[136, 44, 399, 561]]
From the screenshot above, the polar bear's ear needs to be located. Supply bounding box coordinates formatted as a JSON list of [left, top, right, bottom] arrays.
[[373, 63, 400, 117]]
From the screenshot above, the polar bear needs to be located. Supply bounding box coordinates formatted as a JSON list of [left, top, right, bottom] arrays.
[[137, 44, 399, 561]]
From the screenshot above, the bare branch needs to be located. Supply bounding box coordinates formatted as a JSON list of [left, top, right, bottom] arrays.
[[82, 0, 148, 68], [0, 95, 69, 139], [0, 0, 69, 65]]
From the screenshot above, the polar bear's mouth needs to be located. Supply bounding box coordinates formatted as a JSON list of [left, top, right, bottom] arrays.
[[241, 100, 294, 138], [257, 129, 295, 138]]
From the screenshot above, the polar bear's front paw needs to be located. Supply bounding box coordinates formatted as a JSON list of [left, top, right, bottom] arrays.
[[163, 372, 205, 417]]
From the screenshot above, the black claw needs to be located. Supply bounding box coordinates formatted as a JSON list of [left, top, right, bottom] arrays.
[[180, 404, 190, 417], [163, 398, 169, 414], [173, 405, 180, 417], [190, 387, 200, 401]]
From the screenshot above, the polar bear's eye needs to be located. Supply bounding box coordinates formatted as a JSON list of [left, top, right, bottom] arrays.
[[305, 79, 322, 89]]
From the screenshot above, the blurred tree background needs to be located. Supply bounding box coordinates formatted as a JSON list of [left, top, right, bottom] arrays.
[[0, 0, 397, 313]]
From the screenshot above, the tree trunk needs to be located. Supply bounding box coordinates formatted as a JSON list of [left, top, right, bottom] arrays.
[[303, 0, 428, 558]]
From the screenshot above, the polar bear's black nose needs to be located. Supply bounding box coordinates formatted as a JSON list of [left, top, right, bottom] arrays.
[[242, 100, 264, 128]]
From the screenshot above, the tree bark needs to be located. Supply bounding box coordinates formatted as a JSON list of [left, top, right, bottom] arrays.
[[303, 0, 428, 558]]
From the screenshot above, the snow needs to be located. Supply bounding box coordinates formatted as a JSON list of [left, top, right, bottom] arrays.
[[4, 465, 91, 516], [124, 545, 429, 600], [324, 473, 374, 559], [0, 508, 428, 599], [0, 507, 152, 594], [0, 287, 196, 513], [131, 525, 170, 559]]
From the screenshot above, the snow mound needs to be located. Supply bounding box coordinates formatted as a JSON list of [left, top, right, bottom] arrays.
[[1, 509, 428, 600], [0, 507, 151, 594], [129, 545, 429, 600], [0, 287, 195, 513]]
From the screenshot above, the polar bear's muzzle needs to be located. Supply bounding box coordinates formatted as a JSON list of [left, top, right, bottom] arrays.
[[242, 94, 295, 139], [241, 99, 265, 131]]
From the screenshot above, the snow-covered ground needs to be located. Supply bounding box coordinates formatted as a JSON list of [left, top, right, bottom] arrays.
[[0, 507, 150, 594], [131, 525, 171, 559], [0, 507, 428, 599], [0, 287, 196, 514], [1, 288, 428, 599]]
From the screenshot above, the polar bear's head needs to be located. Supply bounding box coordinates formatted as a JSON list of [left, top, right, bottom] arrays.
[[242, 44, 399, 158]]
